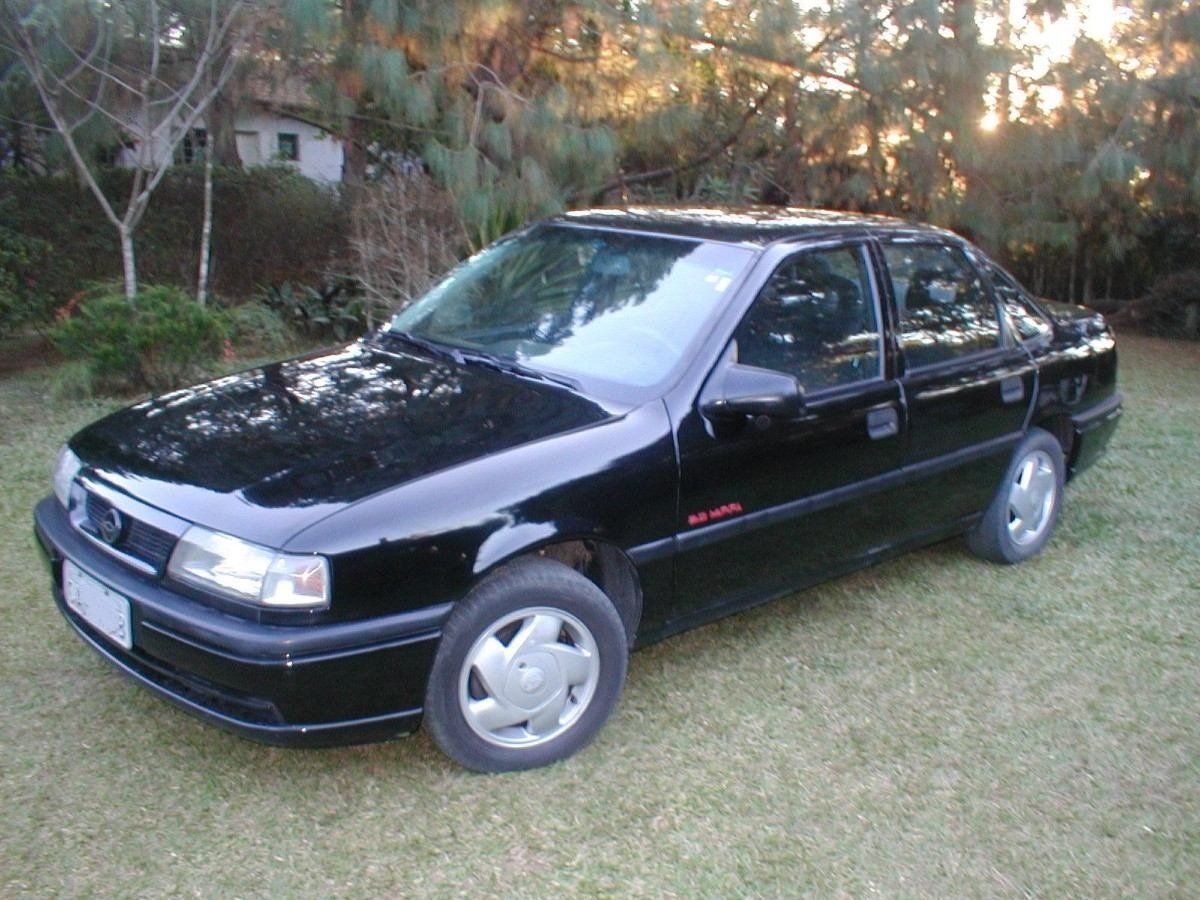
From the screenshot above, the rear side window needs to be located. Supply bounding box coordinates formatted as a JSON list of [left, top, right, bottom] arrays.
[[734, 244, 882, 392], [884, 242, 1001, 368], [985, 263, 1053, 341]]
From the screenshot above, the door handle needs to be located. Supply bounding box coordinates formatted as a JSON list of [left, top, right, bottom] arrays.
[[866, 405, 899, 440], [1001, 375, 1025, 404]]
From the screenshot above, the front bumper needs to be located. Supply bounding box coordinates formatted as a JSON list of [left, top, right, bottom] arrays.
[[34, 497, 449, 747]]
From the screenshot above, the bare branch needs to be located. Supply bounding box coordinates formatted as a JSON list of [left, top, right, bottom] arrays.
[[3, 0, 251, 297], [6, 20, 123, 230], [58, 14, 109, 86], [149, 0, 161, 83], [530, 43, 600, 65], [578, 77, 784, 200], [350, 172, 464, 321]]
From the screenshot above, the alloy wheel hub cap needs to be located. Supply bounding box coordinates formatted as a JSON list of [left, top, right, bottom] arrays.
[[509, 654, 555, 704], [1007, 449, 1057, 546], [459, 607, 601, 748]]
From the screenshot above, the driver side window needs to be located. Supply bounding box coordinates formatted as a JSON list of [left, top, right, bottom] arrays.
[[734, 244, 881, 392]]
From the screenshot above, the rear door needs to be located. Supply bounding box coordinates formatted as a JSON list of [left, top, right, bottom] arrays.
[[877, 238, 1035, 528]]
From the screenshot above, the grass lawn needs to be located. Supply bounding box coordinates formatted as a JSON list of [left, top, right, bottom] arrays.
[[1, 334, 1196, 897]]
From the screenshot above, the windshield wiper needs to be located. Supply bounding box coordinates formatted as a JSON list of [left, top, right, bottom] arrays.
[[379, 330, 579, 391], [455, 348, 581, 392], [380, 330, 464, 365]]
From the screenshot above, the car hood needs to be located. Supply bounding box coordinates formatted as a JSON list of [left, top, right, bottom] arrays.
[[71, 341, 616, 546]]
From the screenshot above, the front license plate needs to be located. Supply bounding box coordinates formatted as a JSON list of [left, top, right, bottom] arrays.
[[63, 560, 133, 650]]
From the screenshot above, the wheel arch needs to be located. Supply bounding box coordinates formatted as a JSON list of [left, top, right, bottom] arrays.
[[473, 533, 643, 648], [1030, 413, 1077, 479]]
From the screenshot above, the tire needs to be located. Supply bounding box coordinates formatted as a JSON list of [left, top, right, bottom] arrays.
[[423, 557, 628, 772], [967, 427, 1065, 564]]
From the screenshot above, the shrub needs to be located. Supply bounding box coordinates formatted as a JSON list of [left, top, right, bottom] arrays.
[[0, 197, 53, 337], [0, 168, 348, 320], [224, 300, 295, 356], [49, 360, 96, 401], [1115, 269, 1200, 339], [260, 277, 367, 342], [194, 166, 349, 294], [349, 172, 464, 325], [52, 285, 228, 394]]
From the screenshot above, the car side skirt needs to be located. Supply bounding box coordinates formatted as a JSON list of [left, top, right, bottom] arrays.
[[637, 512, 982, 646]]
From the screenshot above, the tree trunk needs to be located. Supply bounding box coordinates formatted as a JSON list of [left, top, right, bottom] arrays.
[[1185, 303, 1199, 339], [949, 0, 991, 247], [207, 82, 242, 168], [119, 225, 138, 302], [997, 2, 1012, 125], [343, 114, 368, 184], [341, 0, 367, 185], [197, 149, 214, 305], [1082, 247, 1094, 305]]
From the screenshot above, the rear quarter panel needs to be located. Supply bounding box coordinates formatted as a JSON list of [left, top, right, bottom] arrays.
[[1026, 302, 1120, 469]]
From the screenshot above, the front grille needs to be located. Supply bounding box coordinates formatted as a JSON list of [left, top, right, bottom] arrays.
[[83, 492, 177, 570]]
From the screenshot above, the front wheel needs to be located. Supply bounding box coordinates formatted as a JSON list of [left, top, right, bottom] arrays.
[[423, 557, 628, 772], [967, 428, 1065, 564]]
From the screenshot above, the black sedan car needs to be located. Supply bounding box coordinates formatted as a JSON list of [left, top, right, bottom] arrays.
[[35, 207, 1121, 771]]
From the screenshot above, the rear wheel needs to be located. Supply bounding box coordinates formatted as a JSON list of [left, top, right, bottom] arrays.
[[424, 557, 628, 772], [967, 427, 1065, 564]]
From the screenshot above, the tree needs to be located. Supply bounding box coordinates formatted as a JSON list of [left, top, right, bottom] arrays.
[[0, 0, 247, 300], [277, 0, 619, 246]]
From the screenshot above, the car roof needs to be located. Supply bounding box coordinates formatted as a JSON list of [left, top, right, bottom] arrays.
[[553, 205, 958, 248]]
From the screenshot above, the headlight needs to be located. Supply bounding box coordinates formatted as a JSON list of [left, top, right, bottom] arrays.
[[167, 526, 330, 610], [52, 445, 83, 508]]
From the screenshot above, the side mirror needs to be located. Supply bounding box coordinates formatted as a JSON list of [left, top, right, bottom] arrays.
[[700, 362, 804, 421]]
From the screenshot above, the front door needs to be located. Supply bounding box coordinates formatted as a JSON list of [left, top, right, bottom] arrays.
[[670, 241, 907, 626]]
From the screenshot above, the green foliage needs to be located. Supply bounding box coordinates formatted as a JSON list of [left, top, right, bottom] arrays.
[[51, 285, 229, 394], [260, 278, 367, 342], [287, 0, 618, 247], [1120, 269, 1200, 339], [0, 168, 348, 316], [0, 197, 52, 337], [48, 359, 97, 401], [223, 300, 296, 356], [4, 0, 1199, 319]]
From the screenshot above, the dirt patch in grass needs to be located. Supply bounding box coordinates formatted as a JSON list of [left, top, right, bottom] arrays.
[[0, 334, 58, 376]]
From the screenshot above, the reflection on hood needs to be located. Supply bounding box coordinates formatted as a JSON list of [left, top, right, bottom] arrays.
[[73, 341, 612, 509]]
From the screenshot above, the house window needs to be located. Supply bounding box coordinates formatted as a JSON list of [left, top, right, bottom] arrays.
[[277, 133, 299, 161], [182, 128, 207, 164]]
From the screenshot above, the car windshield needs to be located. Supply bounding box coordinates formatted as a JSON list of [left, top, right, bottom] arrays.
[[387, 225, 755, 391]]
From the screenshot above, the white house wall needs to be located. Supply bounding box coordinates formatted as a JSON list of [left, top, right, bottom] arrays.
[[231, 109, 344, 183], [116, 106, 344, 183], [112, 107, 174, 170]]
